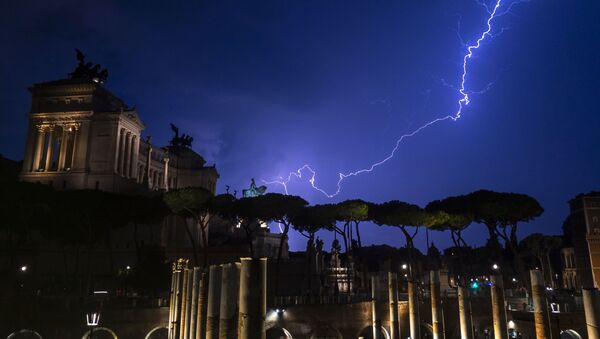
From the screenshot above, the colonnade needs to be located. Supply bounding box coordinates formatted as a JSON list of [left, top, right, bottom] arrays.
[[168, 258, 266, 339], [30, 124, 79, 172], [373, 269, 564, 339], [115, 127, 138, 179]]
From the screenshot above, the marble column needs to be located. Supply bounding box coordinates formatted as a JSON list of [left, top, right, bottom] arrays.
[[219, 263, 241, 339], [430, 270, 443, 339], [372, 275, 382, 339], [238, 258, 267, 339], [179, 269, 190, 339], [164, 157, 170, 191], [171, 270, 183, 339], [206, 265, 223, 339], [57, 127, 68, 171], [583, 289, 600, 339], [114, 128, 123, 173], [183, 269, 193, 339], [44, 127, 55, 171], [124, 132, 132, 178], [408, 280, 421, 339], [32, 126, 46, 171], [388, 272, 400, 339], [196, 271, 209, 339], [530, 269, 551, 339], [168, 268, 177, 339], [189, 267, 200, 339], [129, 135, 137, 178], [491, 274, 508, 339], [458, 286, 473, 339]]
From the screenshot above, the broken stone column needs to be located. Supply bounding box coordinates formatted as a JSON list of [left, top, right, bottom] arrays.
[[430, 270, 444, 339], [195, 271, 209, 339], [189, 267, 200, 339], [184, 269, 194, 339], [491, 274, 508, 339], [219, 263, 241, 339], [206, 265, 223, 339], [168, 268, 177, 339], [583, 288, 600, 339], [168, 268, 182, 339], [372, 275, 382, 339], [408, 279, 421, 339], [238, 257, 267, 339], [388, 272, 400, 339], [530, 269, 551, 339], [179, 268, 190, 339], [458, 285, 473, 339]]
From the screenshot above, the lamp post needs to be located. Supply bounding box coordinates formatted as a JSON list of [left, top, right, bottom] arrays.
[[86, 312, 100, 339]]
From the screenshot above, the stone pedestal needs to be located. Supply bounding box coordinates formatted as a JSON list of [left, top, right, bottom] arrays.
[[491, 274, 508, 339], [430, 270, 443, 339], [388, 272, 399, 339], [238, 258, 267, 339], [219, 263, 241, 339], [583, 289, 600, 339], [206, 265, 223, 339], [408, 280, 420, 339], [530, 269, 551, 339], [458, 286, 473, 339]]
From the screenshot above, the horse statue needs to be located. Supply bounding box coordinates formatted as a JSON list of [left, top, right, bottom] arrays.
[[242, 178, 267, 198]]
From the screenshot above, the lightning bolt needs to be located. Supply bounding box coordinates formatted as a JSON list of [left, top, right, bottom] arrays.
[[264, 0, 514, 198]]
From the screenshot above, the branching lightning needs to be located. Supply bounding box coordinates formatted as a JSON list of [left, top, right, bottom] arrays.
[[264, 0, 519, 198]]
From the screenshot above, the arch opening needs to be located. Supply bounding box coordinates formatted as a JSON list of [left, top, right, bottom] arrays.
[[7, 329, 43, 339], [560, 329, 582, 339], [266, 326, 293, 339], [81, 327, 118, 339], [144, 326, 168, 339], [356, 325, 390, 339]]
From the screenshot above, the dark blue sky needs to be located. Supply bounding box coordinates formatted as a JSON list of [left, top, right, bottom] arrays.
[[1, 0, 599, 251]]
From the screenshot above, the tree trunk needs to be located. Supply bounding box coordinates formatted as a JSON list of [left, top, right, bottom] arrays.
[[355, 222, 362, 248], [184, 219, 199, 266], [275, 222, 289, 296], [201, 224, 209, 268]]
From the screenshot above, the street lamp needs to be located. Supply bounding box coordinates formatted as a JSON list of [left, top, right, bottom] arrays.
[[401, 264, 407, 270], [86, 312, 100, 338], [20, 265, 27, 272], [492, 264, 499, 271]]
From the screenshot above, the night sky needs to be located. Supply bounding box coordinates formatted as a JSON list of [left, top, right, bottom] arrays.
[[1, 0, 599, 251]]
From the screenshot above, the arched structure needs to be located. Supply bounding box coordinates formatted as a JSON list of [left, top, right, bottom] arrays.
[[310, 326, 342, 339], [355, 325, 390, 339], [560, 329, 583, 339], [421, 323, 434, 338], [80, 327, 118, 339], [266, 326, 293, 339], [7, 329, 43, 339], [144, 326, 168, 339]]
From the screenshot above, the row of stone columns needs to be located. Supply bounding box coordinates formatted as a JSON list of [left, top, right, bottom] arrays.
[[168, 258, 266, 339], [375, 272, 422, 339], [31, 124, 78, 172], [115, 128, 138, 179]]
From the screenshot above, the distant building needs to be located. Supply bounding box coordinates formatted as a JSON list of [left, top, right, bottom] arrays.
[[19, 78, 218, 194], [561, 247, 579, 289], [563, 192, 600, 288]]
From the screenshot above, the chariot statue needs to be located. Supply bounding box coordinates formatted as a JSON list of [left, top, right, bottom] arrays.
[[69, 49, 108, 83], [242, 178, 267, 198]]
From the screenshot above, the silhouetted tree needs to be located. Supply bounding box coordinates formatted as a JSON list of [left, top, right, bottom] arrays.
[[371, 200, 443, 279], [335, 199, 369, 249], [246, 193, 307, 292]]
